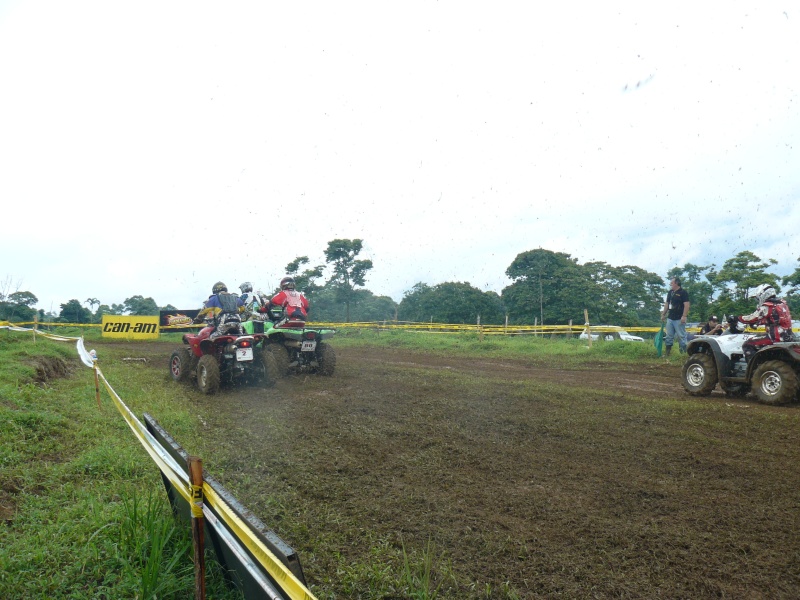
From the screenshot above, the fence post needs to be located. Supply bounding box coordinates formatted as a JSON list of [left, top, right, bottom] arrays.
[[188, 456, 206, 600], [93, 362, 101, 408], [584, 309, 592, 348]]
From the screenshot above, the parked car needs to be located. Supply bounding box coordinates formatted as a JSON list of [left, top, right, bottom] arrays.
[[579, 326, 644, 342]]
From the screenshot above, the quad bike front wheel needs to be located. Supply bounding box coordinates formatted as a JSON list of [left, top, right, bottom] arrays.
[[752, 360, 799, 405], [169, 348, 196, 382], [682, 353, 718, 396], [196, 354, 221, 395]]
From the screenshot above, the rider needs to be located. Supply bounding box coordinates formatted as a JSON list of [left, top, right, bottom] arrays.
[[238, 281, 266, 316], [195, 281, 245, 339], [264, 277, 309, 326], [738, 284, 794, 361]]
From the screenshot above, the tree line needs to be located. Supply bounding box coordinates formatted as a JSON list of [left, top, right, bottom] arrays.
[[3, 245, 800, 327]]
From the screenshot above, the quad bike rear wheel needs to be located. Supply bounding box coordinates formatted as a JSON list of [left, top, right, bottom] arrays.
[[169, 348, 196, 382], [260, 349, 279, 387], [267, 344, 290, 377], [316, 342, 336, 376], [752, 360, 799, 405], [682, 353, 718, 396], [197, 354, 221, 395]]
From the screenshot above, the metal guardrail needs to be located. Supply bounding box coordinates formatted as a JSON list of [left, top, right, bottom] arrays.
[[144, 415, 310, 599]]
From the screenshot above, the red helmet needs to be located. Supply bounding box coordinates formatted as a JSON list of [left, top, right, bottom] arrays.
[[280, 277, 295, 290]]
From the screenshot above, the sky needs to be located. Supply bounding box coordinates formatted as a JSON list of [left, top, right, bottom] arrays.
[[1, 1, 799, 314]]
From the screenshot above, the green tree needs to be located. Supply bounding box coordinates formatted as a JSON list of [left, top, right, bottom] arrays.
[[285, 256, 325, 298], [82, 297, 101, 322], [59, 299, 92, 323], [95, 303, 125, 317], [312, 287, 397, 322], [605, 265, 664, 326], [398, 282, 505, 324], [123, 295, 159, 316], [0, 290, 38, 321], [781, 257, 800, 316], [711, 251, 780, 317], [354, 292, 398, 322], [782, 256, 800, 294], [502, 249, 593, 325], [323, 239, 374, 322]]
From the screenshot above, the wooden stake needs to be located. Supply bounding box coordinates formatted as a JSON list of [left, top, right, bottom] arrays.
[[93, 364, 101, 409], [584, 309, 592, 348], [188, 457, 206, 600]]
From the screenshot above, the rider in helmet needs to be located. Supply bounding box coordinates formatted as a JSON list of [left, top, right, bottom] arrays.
[[238, 281, 266, 314], [196, 281, 245, 339], [738, 283, 794, 361], [264, 276, 310, 326]]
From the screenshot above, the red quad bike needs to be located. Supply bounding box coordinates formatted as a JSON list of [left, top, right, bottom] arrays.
[[169, 324, 280, 395]]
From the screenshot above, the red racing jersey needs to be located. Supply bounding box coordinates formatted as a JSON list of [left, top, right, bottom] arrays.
[[268, 290, 309, 319]]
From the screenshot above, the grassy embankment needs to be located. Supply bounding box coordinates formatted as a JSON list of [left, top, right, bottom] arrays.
[[0, 328, 242, 599]]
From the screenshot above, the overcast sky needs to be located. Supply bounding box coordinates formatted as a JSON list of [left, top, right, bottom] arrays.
[[1, 1, 799, 313]]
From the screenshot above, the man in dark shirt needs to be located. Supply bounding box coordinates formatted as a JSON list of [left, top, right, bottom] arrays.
[[660, 277, 690, 357]]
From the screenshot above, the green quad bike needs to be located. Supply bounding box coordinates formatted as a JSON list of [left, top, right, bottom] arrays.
[[242, 307, 337, 377]]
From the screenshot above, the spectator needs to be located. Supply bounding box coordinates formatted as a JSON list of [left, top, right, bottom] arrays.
[[699, 315, 723, 336], [660, 277, 690, 358]]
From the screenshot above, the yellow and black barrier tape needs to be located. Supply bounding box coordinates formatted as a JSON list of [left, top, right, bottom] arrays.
[[8, 319, 766, 337]]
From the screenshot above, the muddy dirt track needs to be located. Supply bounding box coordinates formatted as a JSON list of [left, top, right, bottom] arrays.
[[107, 341, 800, 598]]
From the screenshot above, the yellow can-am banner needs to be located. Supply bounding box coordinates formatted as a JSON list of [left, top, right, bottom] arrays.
[[101, 315, 160, 339]]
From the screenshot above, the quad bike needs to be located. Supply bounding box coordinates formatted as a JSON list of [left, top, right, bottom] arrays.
[[169, 322, 280, 394], [242, 307, 337, 376], [681, 316, 800, 405]]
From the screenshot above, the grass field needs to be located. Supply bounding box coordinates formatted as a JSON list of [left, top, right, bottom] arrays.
[[2, 328, 799, 598]]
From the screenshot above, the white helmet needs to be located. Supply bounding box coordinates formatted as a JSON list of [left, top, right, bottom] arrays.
[[749, 284, 776, 307], [239, 281, 253, 294]]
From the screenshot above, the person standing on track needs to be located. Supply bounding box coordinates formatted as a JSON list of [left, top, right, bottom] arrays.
[[661, 277, 690, 358]]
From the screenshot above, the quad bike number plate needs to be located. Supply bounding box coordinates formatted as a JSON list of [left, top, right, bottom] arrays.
[[301, 340, 317, 352], [236, 347, 254, 361]]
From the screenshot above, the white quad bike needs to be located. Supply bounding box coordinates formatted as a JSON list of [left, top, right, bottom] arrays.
[[682, 316, 800, 405]]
